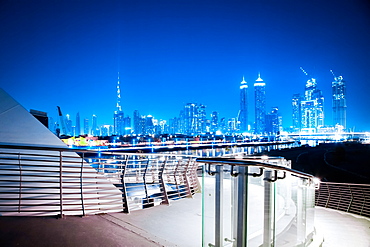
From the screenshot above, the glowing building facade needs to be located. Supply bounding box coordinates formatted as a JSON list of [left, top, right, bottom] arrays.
[[210, 111, 218, 133], [113, 73, 126, 136], [75, 112, 81, 136], [254, 74, 266, 134], [265, 107, 282, 134], [300, 77, 325, 131], [182, 103, 207, 135], [239, 76, 249, 132], [332, 75, 346, 129], [292, 94, 302, 130]]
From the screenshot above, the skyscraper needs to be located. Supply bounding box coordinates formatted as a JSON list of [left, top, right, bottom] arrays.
[[84, 118, 89, 135], [239, 76, 248, 132], [265, 107, 282, 134], [210, 111, 218, 133], [75, 112, 81, 136], [331, 72, 346, 129], [254, 74, 266, 134], [182, 103, 207, 135], [65, 114, 72, 136], [133, 110, 142, 135], [300, 76, 324, 131], [114, 72, 125, 136], [91, 114, 99, 136], [292, 94, 302, 130]]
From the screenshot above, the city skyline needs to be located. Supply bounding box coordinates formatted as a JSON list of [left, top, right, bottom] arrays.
[[1, 1, 370, 131]]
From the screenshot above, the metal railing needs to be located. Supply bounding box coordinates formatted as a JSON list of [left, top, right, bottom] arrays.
[[0, 143, 199, 216], [315, 182, 370, 218], [197, 156, 317, 247]]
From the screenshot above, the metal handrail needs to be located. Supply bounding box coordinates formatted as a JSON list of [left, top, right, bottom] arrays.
[[0, 143, 200, 216], [196, 157, 314, 180], [315, 182, 370, 218], [0, 143, 198, 158]]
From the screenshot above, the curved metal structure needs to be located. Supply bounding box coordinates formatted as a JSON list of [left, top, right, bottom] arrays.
[[0, 143, 199, 216], [315, 182, 370, 218]]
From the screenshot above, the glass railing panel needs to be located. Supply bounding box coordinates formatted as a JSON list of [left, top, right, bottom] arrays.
[[202, 164, 217, 246], [247, 166, 265, 247], [274, 173, 298, 246], [202, 164, 235, 247], [305, 180, 316, 244], [199, 156, 316, 247]]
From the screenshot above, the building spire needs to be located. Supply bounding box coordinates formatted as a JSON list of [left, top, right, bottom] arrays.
[[116, 72, 122, 112], [256, 72, 263, 82]]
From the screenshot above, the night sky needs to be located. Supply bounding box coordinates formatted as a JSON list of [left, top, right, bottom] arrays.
[[1, 0, 370, 131]]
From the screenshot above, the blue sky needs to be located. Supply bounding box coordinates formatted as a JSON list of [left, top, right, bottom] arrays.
[[1, 0, 370, 131]]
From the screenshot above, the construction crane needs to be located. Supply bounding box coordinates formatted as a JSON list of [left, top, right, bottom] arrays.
[[300, 67, 309, 77], [57, 106, 67, 135], [330, 69, 336, 78]]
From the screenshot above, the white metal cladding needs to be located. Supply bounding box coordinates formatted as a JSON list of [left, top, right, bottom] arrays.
[[0, 148, 124, 216], [0, 145, 200, 216]]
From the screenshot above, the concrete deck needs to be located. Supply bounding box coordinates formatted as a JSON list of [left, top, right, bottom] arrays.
[[0, 195, 369, 247], [314, 207, 370, 247]]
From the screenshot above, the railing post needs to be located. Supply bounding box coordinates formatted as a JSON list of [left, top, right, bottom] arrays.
[[234, 166, 248, 247], [80, 152, 85, 216], [215, 165, 224, 247], [263, 170, 274, 247], [183, 159, 193, 198], [121, 155, 130, 213], [59, 151, 63, 217], [159, 157, 169, 205]]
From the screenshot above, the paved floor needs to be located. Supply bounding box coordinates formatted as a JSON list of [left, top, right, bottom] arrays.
[[0, 197, 369, 247], [314, 207, 370, 247]]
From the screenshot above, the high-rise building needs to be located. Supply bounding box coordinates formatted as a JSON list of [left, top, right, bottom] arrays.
[[331, 72, 346, 129], [65, 114, 72, 136], [84, 118, 89, 135], [239, 76, 248, 132], [114, 72, 125, 136], [169, 117, 180, 134], [254, 73, 266, 134], [228, 118, 237, 133], [145, 115, 155, 135], [292, 94, 302, 130], [210, 111, 218, 133], [300, 76, 324, 131], [133, 110, 143, 135], [265, 107, 282, 134], [182, 103, 207, 135], [91, 114, 99, 136], [123, 116, 131, 135], [198, 104, 207, 133], [75, 112, 81, 136]]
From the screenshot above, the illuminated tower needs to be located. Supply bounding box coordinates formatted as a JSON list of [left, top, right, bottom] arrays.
[[75, 112, 81, 136], [91, 114, 99, 136], [84, 118, 89, 135], [292, 94, 302, 130], [210, 111, 218, 133], [65, 114, 72, 136], [114, 72, 125, 136], [182, 103, 206, 135], [239, 76, 248, 132], [331, 71, 346, 129], [254, 73, 266, 134], [300, 68, 324, 131]]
